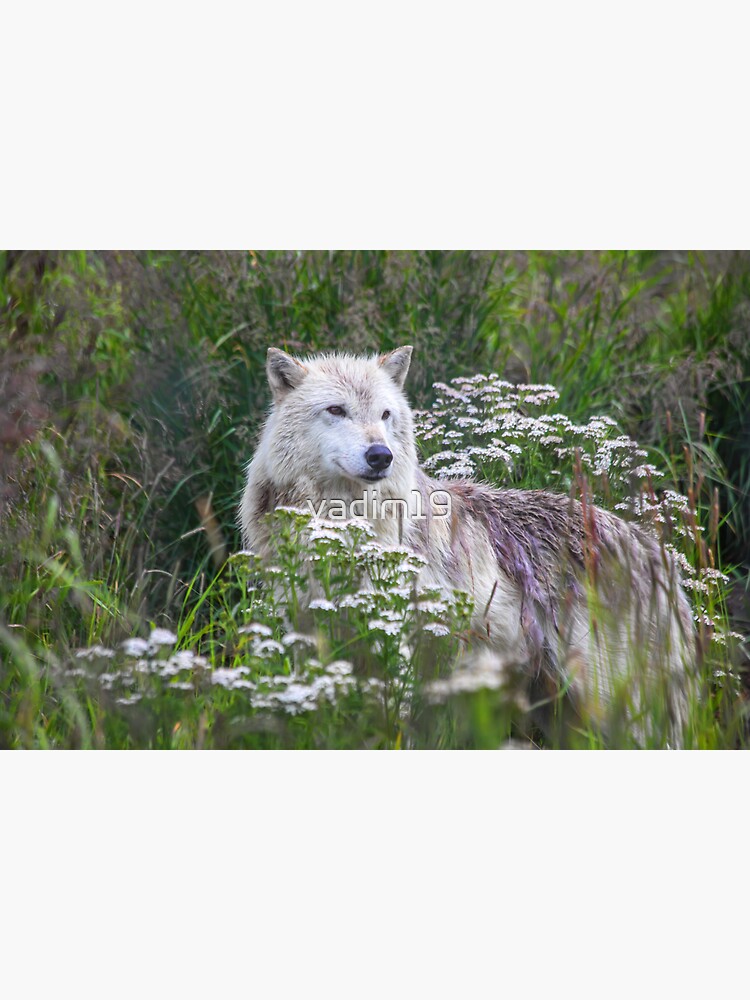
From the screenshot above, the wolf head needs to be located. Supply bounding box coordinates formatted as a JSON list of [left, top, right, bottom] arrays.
[[254, 346, 418, 500]]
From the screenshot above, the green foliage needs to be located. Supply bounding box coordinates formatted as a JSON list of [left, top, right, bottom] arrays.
[[1, 250, 748, 748]]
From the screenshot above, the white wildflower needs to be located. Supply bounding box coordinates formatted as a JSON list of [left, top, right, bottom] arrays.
[[368, 620, 402, 636], [115, 694, 143, 706], [424, 651, 520, 703], [325, 660, 354, 677], [120, 637, 150, 657], [309, 598, 337, 612], [423, 622, 450, 637], [252, 639, 286, 657], [239, 622, 273, 637], [75, 645, 116, 660], [212, 667, 255, 690], [282, 632, 318, 648], [149, 628, 177, 647]]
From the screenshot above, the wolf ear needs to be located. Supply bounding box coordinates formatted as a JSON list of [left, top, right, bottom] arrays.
[[267, 348, 308, 401], [379, 345, 413, 388]]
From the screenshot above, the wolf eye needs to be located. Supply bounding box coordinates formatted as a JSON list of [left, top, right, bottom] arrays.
[[382, 410, 391, 420], [326, 405, 346, 417]]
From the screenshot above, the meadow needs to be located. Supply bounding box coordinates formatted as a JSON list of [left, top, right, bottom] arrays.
[[1, 250, 748, 748]]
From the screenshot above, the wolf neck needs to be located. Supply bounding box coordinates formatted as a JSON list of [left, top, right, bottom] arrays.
[[300, 485, 417, 543], [288, 473, 419, 536], [246, 456, 420, 547]]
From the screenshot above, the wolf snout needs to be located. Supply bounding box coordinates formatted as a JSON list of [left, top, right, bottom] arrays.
[[365, 444, 393, 471]]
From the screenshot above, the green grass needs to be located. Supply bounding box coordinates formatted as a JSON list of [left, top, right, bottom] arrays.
[[1, 250, 748, 748]]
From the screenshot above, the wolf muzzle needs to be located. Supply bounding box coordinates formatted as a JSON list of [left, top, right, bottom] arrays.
[[364, 444, 393, 472]]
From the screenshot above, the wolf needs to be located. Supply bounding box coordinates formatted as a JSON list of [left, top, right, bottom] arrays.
[[240, 345, 696, 744]]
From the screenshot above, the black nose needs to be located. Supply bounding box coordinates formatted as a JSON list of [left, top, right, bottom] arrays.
[[365, 444, 393, 471]]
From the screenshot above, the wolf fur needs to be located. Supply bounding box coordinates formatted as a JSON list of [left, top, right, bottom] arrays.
[[240, 346, 696, 742]]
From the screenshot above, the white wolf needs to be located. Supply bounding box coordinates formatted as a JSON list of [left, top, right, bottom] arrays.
[[240, 346, 696, 743]]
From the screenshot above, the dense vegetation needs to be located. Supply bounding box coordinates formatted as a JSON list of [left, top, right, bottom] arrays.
[[1, 250, 748, 748]]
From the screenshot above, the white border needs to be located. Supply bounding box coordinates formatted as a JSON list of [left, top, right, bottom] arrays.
[[3, 3, 748, 246], [3, 753, 749, 996]]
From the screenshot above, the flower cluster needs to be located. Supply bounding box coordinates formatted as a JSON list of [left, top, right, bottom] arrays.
[[210, 658, 361, 715], [247, 508, 471, 706], [415, 375, 658, 488], [68, 628, 206, 706]]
